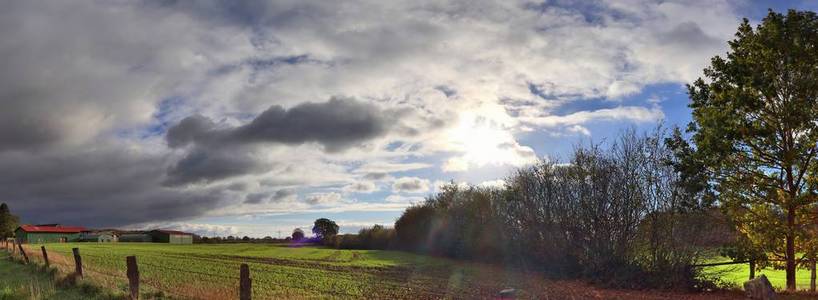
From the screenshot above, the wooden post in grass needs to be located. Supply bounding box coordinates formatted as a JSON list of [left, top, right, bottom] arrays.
[[72, 248, 83, 278], [17, 243, 28, 264], [126, 256, 139, 299], [240, 263, 251, 300], [41, 246, 49, 267]]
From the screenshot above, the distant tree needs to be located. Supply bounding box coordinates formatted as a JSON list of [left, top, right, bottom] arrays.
[[292, 228, 305, 241], [226, 235, 235, 241], [263, 236, 273, 241], [687, 10, 818, 291], [312, 218, 339, 240], [0, 203, 20, 239], [242, 236, 250, 241]]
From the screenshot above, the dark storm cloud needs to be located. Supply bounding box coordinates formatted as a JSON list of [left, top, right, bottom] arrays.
[[163, 97, 407, 186], [0, 145, 226, 227], [244, 193, 268, 204], [168, 97, 401, 152]]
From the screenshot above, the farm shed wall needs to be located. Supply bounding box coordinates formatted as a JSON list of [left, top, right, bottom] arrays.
[[15, 229, 80, 244], [119, 233, 153, 242]]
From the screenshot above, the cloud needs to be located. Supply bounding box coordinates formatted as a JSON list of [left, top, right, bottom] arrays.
[[163, 97, 411, 185], [0, 0, 746, 228], [522, 106, 665, 127], [385, 194, 425, 203], [392, 177, 431, 193], [244, 193, 268, 204], [342, 182, 379, 193], [305, 192, 343, 206], [167, 97, 407, 152]]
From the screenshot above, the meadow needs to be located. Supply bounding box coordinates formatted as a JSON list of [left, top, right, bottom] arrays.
[[700, 258, 816, 291], [12, 242, 754, 300], [20, 242, 543, 299]]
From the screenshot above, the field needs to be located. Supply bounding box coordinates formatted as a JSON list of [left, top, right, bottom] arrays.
[[701, 258, 815, 291], [13, 243, 746, 300]]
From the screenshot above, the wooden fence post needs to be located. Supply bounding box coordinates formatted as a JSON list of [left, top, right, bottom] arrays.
[[72, 248, 83, 277], [126, 256, 139, 300], [41, 246, 49, 267], [240, 263, 251, 300], [17, 243, 29, 264]]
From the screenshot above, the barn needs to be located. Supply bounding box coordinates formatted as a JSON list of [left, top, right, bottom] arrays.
[[149, 230, 193, 244], [78, 231, 118, 242], [15, 224, 87, 244]]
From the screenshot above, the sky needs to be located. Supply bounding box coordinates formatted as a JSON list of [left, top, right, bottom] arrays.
[[1, 0, 816, 238]]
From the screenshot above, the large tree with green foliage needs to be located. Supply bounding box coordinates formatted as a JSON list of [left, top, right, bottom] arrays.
[[687, 9, 818, 291], [0, 203, 20, 239], [312, 218, 339, 240]]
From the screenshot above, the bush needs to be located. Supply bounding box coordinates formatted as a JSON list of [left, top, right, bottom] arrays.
[[392, 128, 711, 289]]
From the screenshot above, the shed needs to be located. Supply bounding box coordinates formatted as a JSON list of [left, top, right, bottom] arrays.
[[15, 225, 86, 244], [119, 233, 153, 242], [78, 231, 118, 242], [149, 230, 193, 244]]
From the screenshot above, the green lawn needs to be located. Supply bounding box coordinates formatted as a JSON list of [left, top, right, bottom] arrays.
[[701, 258, 815, 291], [20, 243, 536, 299]]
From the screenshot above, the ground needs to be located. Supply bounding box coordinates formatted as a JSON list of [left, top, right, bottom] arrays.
[[5, 243, 806, 299]]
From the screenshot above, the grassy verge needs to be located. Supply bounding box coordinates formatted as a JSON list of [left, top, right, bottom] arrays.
[[0, 252, 122, 300]]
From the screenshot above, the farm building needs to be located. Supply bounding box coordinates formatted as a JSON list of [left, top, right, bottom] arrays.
[[149, 230, 193, 244], [78, 231, 118, 242], [14, 224, 86, 244], [119, 233, 153, 242]]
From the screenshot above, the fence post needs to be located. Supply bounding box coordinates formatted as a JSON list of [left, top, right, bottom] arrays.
[[72, 248, 83, 277], [126, 256, 139, 300], [41, 246, 49, 267], [240, 264, 251, 300], [17, 243, 29, 264]]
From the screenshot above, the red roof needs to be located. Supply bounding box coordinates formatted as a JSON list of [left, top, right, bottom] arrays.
[[17, 224, 86, 233]]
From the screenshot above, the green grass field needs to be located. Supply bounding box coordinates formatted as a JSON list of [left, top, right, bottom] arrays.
[[18, 243, 538, 299], [701, 258, 815, 291]]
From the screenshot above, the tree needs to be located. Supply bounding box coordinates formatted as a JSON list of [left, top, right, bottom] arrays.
[[241, 236, 250, 241], [0, 203, 20, 239], [292, 228, 305, 241], [312, 218, 339, 240], [687, 10, 818, 291]]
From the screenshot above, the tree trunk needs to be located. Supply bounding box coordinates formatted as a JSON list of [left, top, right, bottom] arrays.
[[749, 259, 756, 280], [811, 259, 816, 292], [786, 206, 797, 291]]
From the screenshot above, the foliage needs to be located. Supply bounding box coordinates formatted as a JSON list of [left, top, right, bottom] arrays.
[[393, 128, 712, 289], [330, 225, 396, 250], [0, 203, 19, 239], [686, 9, 818, 291], [292, 228, 305, 241], [312, 218, 339, 241]]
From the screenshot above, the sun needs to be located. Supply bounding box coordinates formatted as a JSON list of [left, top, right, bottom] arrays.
[[445, 112, 534, 170]]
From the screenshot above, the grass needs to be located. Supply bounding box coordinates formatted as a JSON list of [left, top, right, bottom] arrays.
[[0, 252, 117, 300], [701, 257, 816, 291], [20, 243, 540, 299]]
